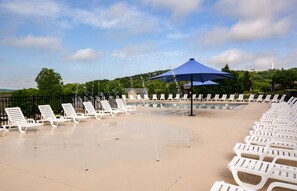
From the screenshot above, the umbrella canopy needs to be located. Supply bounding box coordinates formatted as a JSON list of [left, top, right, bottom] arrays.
[[150, 58, 232, 82], [184, 80, 218, 87], [151, 58, 232, 116]]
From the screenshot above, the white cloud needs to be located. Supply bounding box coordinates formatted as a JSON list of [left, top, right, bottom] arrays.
[[201, 0, 296, 45], [0, 0, 61, 18], [143, 0, 202, 17], [4, 35, 61, 50], [112, 44, 155, 58], [167, 32, 190, 39], [209, 49, 253, 66], [71, 2, 158, 34], [68, 48, 98, 61]]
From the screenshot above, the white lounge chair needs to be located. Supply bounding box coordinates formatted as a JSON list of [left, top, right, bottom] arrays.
[[136, 94, 142, 101], [233, 143, 297, 162], [160, 94, 165, 100], [152, 94, 158, 100], [236, 94, 244, 102], [174, 94, 181, 100], [192, 94, 196, 100], [210, 181, 255, 191], [270, 94, 279, 103], [62, 103, 90, 123], [115, 99, 136, 115], [227, 94, 235, 102], [83, 101, 109, 120], [181, 94, 188, 100], [256, 95, 263, 102], [220, 94, 227, 101], [244, 135, 297, 150], [143, 94, 150, 101], [263, 95, 271, 103], [212, 94, 220, 101], [167, 94, 173, 100], [122, 95, 127, 101], [38, 105, 71, 127], [5, 107, 43, 133], [100, 100, 123, 116], [278, 94, 286, 103], [204, 94, 212, 101], [196, 94, 202, 101], [228, 156, 297, 190], [247, 94, 255, 102], [129, 95, 135, 101]]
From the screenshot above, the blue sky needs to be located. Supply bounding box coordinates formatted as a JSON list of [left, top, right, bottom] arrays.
[[0, 0, 296, 89]]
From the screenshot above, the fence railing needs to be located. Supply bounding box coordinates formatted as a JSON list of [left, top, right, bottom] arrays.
[[0, 95, 118, 127]]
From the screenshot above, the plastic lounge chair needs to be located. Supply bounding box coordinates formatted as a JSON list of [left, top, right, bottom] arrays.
[[152, 94, 158, 100], [100, 100, 123, 116], [122, 95, 127, 101], [233, 143, 297, 162], [143, 94, 150, 101], [236, 94, 244, 102], [115, 99, 136, 115], [212, 94, 220, 101], [270, 94, 279, 103], [5, 107, 43, 133], [244, 135, 297, 150], [210, 181, 255, 191], [83, 101, 109, 120], [204, 94, 212, 101], [220, 94, 227, 101], [228, 156, 297, 190], [181, 94, 188, 100], [247, 94, 255, 102], [136, 94, 142, 101], [256, 95, 263, 102], [160, 94, 165, 100], [38, 105, 71, 127], [196, 94, 202, 101], [167, 94, 173, 100], [263, 95, 271, 103], [174, 94, 181, 100], [129, 95, 135, 101], [192, 94, 196, 100], [278, 94, 286, 103], [62, 103, 90, 123], [227, 94, 235, 102]]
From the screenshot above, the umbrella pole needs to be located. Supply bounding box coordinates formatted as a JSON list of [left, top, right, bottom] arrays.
[[189, 74, 195, 116]]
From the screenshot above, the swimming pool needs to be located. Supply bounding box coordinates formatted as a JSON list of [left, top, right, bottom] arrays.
[[128, 102, 247, 110]]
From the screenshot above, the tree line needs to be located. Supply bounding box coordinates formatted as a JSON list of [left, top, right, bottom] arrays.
[[10, 65, 297, 97]]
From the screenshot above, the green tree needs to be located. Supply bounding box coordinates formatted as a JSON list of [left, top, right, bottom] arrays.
[[272, 69, 297, 89], [35, 68, 63, 95], [243, 71, 252, 91]]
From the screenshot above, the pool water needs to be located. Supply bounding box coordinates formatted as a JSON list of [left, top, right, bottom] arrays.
[[129, 102, 247, 110]]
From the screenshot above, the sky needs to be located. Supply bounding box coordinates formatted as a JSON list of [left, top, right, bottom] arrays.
[[0, 0, 296, 89]]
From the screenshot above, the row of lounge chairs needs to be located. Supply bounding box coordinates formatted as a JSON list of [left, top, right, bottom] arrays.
[[124, 93, 286, 103], [210, 96, 297, 190], [2, 99, 136, 134]]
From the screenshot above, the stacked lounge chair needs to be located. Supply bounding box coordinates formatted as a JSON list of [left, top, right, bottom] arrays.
[[210, 96, 297, 190]]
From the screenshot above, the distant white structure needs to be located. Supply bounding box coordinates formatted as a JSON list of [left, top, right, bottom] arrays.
[[271, 62, 274, 70]]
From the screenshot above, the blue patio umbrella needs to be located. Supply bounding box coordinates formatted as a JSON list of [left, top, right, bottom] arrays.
[[151, 58, 232, 116]]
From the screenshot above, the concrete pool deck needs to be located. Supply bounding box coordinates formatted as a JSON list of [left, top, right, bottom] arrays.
[[0, 103, 271, 191]]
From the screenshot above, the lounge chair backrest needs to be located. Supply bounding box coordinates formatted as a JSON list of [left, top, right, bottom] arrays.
[[205, 94, 211, 99], [160, 94, 165, 100], [175, 94, 180, 99], [122, 95, 127, 100], [136, 95, 142, 100], [167, 94, 173, 100], [256, 95, 263, 101], [115, 99, 125, 110], [62, 103, 77, 117], [83, 101, 96, 114], [192, 94, 196, 99], [264, 94, 271, 101], [229, 94, 235, 100], [214, 94, 219, 100], [221, 94, 227, 100], [279, 94, 286, 102], [144, 94, 149, 100], [197, 94, 202, 100], [38, 105, 56, 119], [5, 107, 27, 125], [248, 94, 254, 101], [129, 95, 134, 100], [237, 94, 244, 100], [152, 94, 157, 100], [101, 100, 112, 111]]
